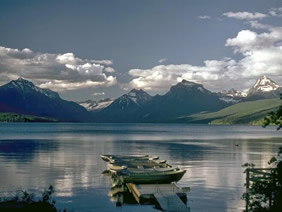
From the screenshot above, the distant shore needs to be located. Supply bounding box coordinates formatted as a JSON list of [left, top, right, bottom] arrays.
[[0, 113, 57, 122]]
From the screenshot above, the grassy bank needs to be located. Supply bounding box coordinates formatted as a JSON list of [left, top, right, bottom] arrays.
[[0, 113, 57, 122], [177, 98, 281, 125]]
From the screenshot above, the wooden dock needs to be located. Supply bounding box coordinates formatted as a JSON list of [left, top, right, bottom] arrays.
[[155, 193, 190, 212], [126, 183, 190, 212]]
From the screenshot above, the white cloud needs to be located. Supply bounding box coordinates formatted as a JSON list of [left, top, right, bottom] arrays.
[[247, 20, 271, 30], [269, 7, 282, 17], [104, 67, 115, 73], [198, 15, 211, 20], [56, 53, 78, 65], [226, 27, 282, 54], [0, 47, 117, 91], [223, 11, 268, 20], [158, 58, 166, 63], [40, 76, 116, 92], [128, 59, 236, 91], [128, 18, 282, 92], [92, 59, 113, 65], [225, 27, 282, 79], [92, 92, 105, 96]]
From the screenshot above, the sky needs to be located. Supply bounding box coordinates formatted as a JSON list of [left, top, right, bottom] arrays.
[[0, 0, 282, 101]]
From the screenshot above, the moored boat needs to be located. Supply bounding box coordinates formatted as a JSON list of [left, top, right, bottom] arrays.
[[118, 168, 186, 184], [108, 159, 169, 171], [101, 154, 186, 184], [100, 154, 159, 163]]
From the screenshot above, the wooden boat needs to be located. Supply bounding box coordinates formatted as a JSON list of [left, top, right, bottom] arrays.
[[100, 154, 187, 184], [108, 160, 170, 171], [118, 168, 186, 184], [100, 155, 159, 163]]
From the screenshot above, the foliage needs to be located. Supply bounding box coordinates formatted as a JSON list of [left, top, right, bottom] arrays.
[[0, 185, 66, 212], [0, 112, 57, 122], [242, 93, 282, 211], [242, 148, 282, 212], [263, 94, 282, 130]]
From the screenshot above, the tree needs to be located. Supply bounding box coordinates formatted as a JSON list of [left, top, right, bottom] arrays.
[[242, 149, 282, 212], [263, 94, 282, 130], [242, 94, 282, 211]]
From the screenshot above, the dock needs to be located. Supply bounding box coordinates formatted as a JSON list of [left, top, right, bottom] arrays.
[[126, 183, 191, 212], [100, 154, 190, 211]]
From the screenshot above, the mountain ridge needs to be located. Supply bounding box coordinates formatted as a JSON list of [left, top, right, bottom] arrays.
[[0, 78, 92, 122], [0, 76, 281, 123]]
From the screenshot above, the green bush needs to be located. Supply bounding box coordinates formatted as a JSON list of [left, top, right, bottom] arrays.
[[243, 148, 282, 212], [0, 186, 66, 212]]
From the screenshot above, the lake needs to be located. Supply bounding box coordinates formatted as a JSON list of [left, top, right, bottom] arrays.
[[0, 123, 282, 212]]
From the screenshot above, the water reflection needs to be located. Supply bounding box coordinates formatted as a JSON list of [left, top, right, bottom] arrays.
[[0, 139, 58, 162], [101, 170, 188, 211], [0, 124, 281, 212]]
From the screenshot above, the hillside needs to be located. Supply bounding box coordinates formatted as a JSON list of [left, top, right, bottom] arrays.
[[176, 98, 281, 125]]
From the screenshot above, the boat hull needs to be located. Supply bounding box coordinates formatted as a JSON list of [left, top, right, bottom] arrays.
[[121, 170, 186, 184]]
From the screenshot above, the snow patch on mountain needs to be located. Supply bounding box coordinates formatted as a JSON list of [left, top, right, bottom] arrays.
[[220, 88, 247, 98], [95, 99, 114, 110], [219, 96, 241, 103], [79, 99, 114, 111], [123, 89, 152, 106]]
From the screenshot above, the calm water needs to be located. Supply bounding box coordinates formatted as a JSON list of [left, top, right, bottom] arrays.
[[0, 123, 282, 212]]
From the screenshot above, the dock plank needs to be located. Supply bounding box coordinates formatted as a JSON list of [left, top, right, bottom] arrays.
[[126, 183, 190, 212], [154, 192, 189, 212]]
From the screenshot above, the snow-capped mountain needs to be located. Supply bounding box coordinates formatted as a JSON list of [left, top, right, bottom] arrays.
[[92, 89, 152, 122], [171, 80, 211, 94], [220, 88, 247, 98], [220, 76, 281, 102], [245, 76, 282, 101], [79, 98, 114, 111], [0, 78, 91, 121], [248, 75, 280, 95], [218, 88, 246, 103], [7, 78, 60, 99], [117, 89, 152, 107]]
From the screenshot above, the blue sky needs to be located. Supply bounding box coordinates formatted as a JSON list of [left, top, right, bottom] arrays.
[[0, 0, 282, 101]]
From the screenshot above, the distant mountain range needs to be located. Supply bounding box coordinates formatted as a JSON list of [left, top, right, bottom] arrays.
[[218, 75, 282, 102], [0, 76, 281, 123]]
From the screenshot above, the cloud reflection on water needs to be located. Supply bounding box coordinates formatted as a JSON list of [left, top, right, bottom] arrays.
[[0, 124, 282, 212]]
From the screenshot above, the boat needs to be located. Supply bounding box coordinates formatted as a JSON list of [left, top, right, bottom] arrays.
[[100, 155, 159, 163], [118, 168, 186, 184], [101, 154, 186, 184], [108, 159, 169, 171]]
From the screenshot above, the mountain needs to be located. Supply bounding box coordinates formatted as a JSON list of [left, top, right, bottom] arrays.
[[79, 99, 98, 111], [176, 98, 281, 125], [218, 89, 245, 104], [141, 80, 229, 122], [219, 76, 281, 103], [79, 98, 114, 112], [245, 76, 282, 101], [93, 89, 152, 122], [220, 88, 247, 98], [0, 78, 92, 121], [248, 75, 280, 94]]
